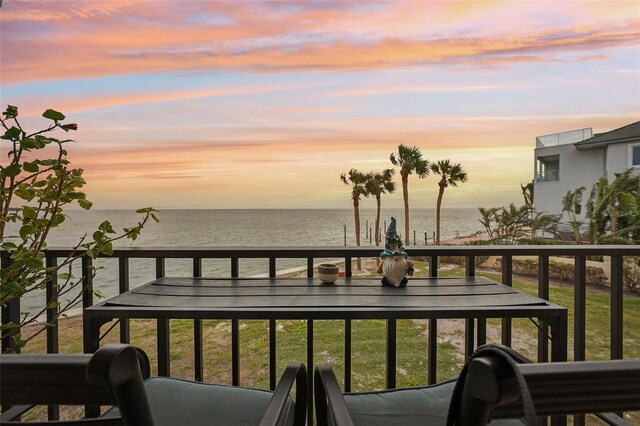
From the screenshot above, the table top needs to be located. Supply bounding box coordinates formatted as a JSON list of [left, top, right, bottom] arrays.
[[86, 276, 565, 320]]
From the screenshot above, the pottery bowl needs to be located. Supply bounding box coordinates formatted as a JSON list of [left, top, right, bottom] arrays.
[[317, 263, 339, 284]]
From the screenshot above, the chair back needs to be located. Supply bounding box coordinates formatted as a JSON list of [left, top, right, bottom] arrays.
[[452, 345, 640, 425], [0, 344, 154, 426]]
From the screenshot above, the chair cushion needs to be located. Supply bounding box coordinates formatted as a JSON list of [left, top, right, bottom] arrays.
[[105, 377, 295, 426], [334, 379, 524, 426]]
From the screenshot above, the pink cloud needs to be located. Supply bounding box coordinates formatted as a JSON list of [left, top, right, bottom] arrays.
[[2, 2, 638, 85]]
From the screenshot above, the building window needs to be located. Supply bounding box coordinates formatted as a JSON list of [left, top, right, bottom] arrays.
[[631, 144, 640, 168], [536, 156, 560, 182]]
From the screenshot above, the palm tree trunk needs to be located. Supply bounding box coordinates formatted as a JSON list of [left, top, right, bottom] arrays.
[[402, 174, 409, 245], [436, 178, 446, 244], [354, 198, 362, 269], [375, 195, 381, 246], [611, 207, 619, 234]]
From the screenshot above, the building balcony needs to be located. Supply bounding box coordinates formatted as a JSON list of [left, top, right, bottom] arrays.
[[536, 170, 560, 182]]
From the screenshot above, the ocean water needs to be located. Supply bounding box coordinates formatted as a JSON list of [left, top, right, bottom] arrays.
[[5, 208, 482, 312]]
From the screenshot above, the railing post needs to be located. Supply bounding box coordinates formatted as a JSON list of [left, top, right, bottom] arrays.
[[386, 319, 397, 389], [428, 255, 438, 384], [429, 255, 438, 277], [45, 256, 59, 354], [155, 258, 170, 377], [268, 257, 277, 391], [307, 258, 314, 278], [610, 255, 625, 419], [307, 319, 314, 426], [44, 255, 60, 421], [193, 257, 203, 382], [118, 257, 130, 344], [537, 255, 550, 362], [610, 255, 624, 360], [82, 256, 93, 310], [501, 255, 512, 347], [269, 257, 276, 278], [574, 255, 586, 362], [230, 257, 240, 386]]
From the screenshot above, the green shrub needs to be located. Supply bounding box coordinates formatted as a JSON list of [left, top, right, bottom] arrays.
[[597, 235, 634, 245], [517, 237, 564, 245], [624, 257, 640, 293], [493, 258, 608, 287], [440, 255, 488, 267]]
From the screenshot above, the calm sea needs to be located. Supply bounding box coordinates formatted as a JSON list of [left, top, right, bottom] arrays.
[[6, 208, 482, 313]]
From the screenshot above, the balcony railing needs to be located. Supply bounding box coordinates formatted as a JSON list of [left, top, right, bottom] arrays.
[[2, 245, 639, 425], [536, 170, 560, 182]]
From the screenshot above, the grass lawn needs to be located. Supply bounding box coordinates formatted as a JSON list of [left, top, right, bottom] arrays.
[[21, 260, 639, 424]]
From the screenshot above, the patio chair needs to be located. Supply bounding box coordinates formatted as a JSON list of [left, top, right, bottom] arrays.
[[0, 344, 307, 426], [315, 344, 640, 426]]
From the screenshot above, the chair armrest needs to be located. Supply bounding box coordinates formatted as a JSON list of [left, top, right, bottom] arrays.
[[259, 362, 307, 426], [314, 365, 354, 426], [495, 359, 640, 418]]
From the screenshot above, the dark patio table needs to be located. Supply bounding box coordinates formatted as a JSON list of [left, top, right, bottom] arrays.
[[84, 276, 567, 424]]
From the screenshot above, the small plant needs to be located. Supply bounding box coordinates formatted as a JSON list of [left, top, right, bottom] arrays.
[[1, 105, 158, 350], [623, 257, 640, 293]]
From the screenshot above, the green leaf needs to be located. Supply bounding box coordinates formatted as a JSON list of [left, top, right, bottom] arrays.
[[2, 126, 21, 140], [23, 161, 40, 172], [3, 105, 18, 118], [93, 230, 104, 241], [42, 109, 65, 121], [26, 257, 44, 270], [1, 241, 17, 251], [50, 213, 66, 226], [23, 206, 37, 220], [98, 221, 115, 234], [3, 281, 23, 296], [78, 199, 93, 210], [14, 186, 36, 201], [19, 224, 33, 240], [100, 241, 113, 256], [20, 138, 40, 150], [1, 164, 21, 178]]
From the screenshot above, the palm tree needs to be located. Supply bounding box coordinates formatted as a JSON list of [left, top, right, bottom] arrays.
[[365, 169, 396, 246], [561, 186, 586, 244], [586, 169, 640, 243], [430, 159, 468, 244], [478, 207, 498, 240], [389, 144, 429, 245], [340, 168, 370, 269]]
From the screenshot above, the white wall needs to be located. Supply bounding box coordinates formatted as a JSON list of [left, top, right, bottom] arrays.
[[534, 144, 604, 218], [607, 142, 640, 177]]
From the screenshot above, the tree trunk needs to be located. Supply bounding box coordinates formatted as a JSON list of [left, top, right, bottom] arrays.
[[402, 174, 409, 245], [610, 206, 619, 234], [436, 177, 446, 244], [375, 195, 381, 246], [354, 198, 362, 270]]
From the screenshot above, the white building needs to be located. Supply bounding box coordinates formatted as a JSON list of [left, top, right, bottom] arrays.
[[534, 121, 640, 218]]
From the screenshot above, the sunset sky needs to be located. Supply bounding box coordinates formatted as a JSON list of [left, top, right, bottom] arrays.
[[1, 0, 639, 210]]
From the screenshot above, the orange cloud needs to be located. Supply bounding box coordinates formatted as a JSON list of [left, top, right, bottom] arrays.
[[2, 1, 638, 85]]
